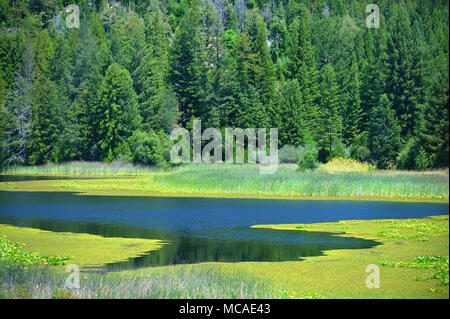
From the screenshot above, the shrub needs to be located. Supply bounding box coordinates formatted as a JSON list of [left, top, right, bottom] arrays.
[[328, 143, 348, 161], [278, 145, 306, 164], [351, 146, 371, 162], [317, 157, 376, 173], [297, 149, 319, 171], [129, 129, 166, 166], [396, 138, 416, 170], [415, 148, 430, 171]]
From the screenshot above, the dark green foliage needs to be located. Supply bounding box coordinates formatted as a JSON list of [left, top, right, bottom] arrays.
[[129, 129, 167, 166], [94, 63, 141, 162], [415, 147, 430, 171], [297, 148, 319, 171], [0, 0, 447, 170], [277, 79, 308, 146], [368, 94, 402, 169], [318, 63, 340, 156]]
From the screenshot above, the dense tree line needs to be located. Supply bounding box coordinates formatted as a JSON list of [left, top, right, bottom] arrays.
[[0, 0, 448, 169]]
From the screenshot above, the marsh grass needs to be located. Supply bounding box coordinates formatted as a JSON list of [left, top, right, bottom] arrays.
[[0, 263, 278, 299], [1, 161, 161, 176], [2, 162, 449, 199]]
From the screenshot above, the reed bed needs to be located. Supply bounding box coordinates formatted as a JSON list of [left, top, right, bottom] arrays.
[[2, 161, 161, 176], [0, 263, 278, 299], [2, 162, 448, 199], [144, 165, 449, 199]]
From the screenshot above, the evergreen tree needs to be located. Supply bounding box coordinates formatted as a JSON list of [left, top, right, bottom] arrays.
[[368, 94, 401, 169], [0, 38, 34, 166], [318, 63, 341, 157], [342, 53, 363, 145], [384, 4, 418, 139], [287, 7, 320, 139], [277, 79, 309, 146], [169, 0, 207, 125], [94, 63, 141, 162]]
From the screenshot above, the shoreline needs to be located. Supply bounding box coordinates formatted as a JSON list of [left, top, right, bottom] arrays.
[[0, 173, 448, 203], [1, 215, 448, 298]]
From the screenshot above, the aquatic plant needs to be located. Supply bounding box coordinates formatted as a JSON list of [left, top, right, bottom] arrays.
[[0, 237, 70, 266], [382, 256, 449, 286]]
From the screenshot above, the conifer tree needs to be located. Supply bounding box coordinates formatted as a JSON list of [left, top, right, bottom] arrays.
[[169, 0, 207, 125], [368, 94, 401, 169], [318, 63, 341, 156], [94, 63, 141, 162]]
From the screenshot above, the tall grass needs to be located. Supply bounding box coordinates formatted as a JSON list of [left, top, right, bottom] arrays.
[[140, 165, 449, 199], [2, 162, 449, 199], [0, 263, 278, 299], [1, 161, 161, 176]]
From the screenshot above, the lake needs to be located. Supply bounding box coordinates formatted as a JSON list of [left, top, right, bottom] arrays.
[[0, 175, 448, 270]]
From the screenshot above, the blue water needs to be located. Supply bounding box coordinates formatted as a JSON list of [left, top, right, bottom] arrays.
[[0, 176, 448, 270]]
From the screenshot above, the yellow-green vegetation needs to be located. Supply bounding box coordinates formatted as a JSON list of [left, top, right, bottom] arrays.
[[0, 215, 448, 299], [0, 224, 165, 268], [1, 237, 69, 266], [1, 164, 448, 201], [2, 161, 159, 176], [244, 215, 449, 298], [317, 157, 377, 174]]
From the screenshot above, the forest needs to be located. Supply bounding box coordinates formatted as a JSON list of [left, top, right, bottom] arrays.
[[0, 0, 448, 170]]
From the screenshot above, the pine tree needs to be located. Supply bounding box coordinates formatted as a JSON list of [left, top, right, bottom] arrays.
[[94, 63, 141, 162], [109, 14, 146, 73], [0, 38, 34, 166], [416, 49, 449, 168], [287, 7, 320, 139], [28, 29, 59, 164], [277, 79, 309, 146], [235, 32, 268, 129], [384, 4, 418, 139], [342, 53, 363, 145], [368, 94, 401, 169], [318, 63, 341, 156], [359, 28, 380, 132], [169, 0, 207, 125], [248, 15, 275, 116]]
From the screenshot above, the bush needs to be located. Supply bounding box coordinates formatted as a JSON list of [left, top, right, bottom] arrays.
[[317, 157, 376, 173], [297, 149, 319, 171], [352, 146, 371, 162], [415, 148, 430, 171], [129, 130, 167, 166], [328, 143, 348, 161], [350, 132, 371, 162], [278, 145, 306, 164], [396, 138, 416, 170]]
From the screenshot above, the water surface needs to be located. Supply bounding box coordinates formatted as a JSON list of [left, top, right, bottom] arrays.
[[0, 176, 448, 270]]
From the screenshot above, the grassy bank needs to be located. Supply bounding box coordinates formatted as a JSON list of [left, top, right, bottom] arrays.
[[0, 224, 165, 268], [1, 163, 448, 201], [244, 215, 449, 298], [0, 262, 281, 299], [1, 161, 160, 176]]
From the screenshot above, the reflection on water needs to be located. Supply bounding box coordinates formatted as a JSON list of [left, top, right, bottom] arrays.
[[0, 181, 448, 270]]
